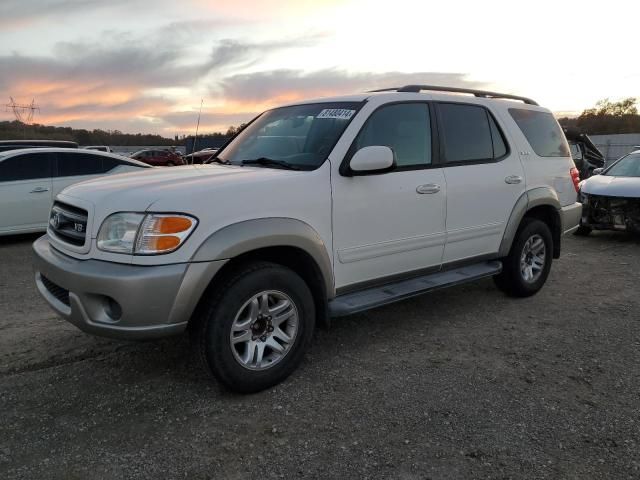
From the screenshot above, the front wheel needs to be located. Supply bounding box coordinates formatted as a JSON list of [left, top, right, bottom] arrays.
[[191, 262, 315, 393], [494, 218, 553, 297]]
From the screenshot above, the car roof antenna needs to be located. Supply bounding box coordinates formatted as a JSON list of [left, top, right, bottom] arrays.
[[191, 99, 204, 165]]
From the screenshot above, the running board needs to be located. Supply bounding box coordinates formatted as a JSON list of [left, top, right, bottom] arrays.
[[328, 261, 502, 317]]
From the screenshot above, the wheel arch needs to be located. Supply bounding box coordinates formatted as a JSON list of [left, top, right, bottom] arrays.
[[190, 218, 334, 328], [499, 187, 562, 259]]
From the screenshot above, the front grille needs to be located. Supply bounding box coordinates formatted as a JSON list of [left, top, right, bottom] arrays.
[[40, 275, 70, 306], [49, 202, 88, 246], [584, 194, 640, 231]]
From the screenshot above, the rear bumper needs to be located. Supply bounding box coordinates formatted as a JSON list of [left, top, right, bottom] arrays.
[[33, 235, 226, 340], [560, 202, 582, 234]]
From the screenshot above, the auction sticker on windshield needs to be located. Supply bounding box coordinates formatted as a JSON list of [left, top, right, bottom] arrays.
[[317, 109, 356, 120]]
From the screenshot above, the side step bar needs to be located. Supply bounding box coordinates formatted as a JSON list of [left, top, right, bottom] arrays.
[[328, 261, 502, 317]]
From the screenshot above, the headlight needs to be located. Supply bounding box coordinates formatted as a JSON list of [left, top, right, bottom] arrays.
[[97, 213, 145, 253], [97, 213, 197, 255]]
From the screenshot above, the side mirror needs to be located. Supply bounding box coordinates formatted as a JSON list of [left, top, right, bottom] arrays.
[[592, 168, 604, 175], [349, 146, 395, 175]]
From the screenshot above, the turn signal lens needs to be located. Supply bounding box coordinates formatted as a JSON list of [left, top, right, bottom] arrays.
[[134, 214, 197, 254], [144, 235, 181, 251], [154, 216, 193, 234]]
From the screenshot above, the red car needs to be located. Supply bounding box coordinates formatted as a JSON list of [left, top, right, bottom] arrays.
[[183, 148, 219, 164], [130, 149, 184, 167]]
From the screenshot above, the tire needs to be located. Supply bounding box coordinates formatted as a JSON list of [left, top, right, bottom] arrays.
[[166, 161, 175, 167], [191, 262, 315, 393], [494, 218, 553, 298], [573, 224, 592, 236]]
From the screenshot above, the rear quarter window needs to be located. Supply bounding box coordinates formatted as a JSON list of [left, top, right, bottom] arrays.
[[509, 108, 570, 157], [56, 152, 104, 177]]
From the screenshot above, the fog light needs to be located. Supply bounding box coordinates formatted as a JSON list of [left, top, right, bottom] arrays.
[[105, 297, 122, 320]]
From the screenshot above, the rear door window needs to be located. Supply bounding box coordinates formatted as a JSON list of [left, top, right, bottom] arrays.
[[509, 108, 570, 157], [0, 152, 53, 182], [56, 152, 106, 177], [437, 103, 506, 163]]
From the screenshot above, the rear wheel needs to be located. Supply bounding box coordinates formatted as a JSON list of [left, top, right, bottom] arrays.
[[494, 218, 553, 297], [191, 262, 315, 393]]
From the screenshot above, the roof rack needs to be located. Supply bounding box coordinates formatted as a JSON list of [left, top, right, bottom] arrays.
[[368, 85, 538, 106]]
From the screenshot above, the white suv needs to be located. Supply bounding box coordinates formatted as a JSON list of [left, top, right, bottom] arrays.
[[33, 85, 582, 392]]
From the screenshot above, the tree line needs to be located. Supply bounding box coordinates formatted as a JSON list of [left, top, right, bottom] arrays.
[[0, 120, 177, 146], [558, 98, 640, 135], [0, 120, 248, 147]]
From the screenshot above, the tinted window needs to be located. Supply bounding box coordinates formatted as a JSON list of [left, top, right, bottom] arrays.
[[438, 103, 493, 162], [0, 153, 53, 182], [102, 157, 123, 171], [57, 152, 105, 177], [509, 108, 570, 157], [356, 103, 431, 167], [489, 114, 507, 158]]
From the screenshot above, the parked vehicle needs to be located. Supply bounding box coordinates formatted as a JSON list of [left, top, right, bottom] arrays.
[[0, 139, 78, 153], [84, 146, 113, 153], [33, 85, 581, 393], [0, 148, 149, 236], [130, 149, 184, 166], [575, 150, 640, 235], [184, 148, 218, 164], [563, 128, 605, 179]]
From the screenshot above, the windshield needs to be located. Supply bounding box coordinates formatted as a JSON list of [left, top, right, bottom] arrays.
[[217, 102, 363, 170], [605, 153, 640, 177]]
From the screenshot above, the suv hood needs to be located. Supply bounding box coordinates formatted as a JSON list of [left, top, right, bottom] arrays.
[[61, 164, 299, 210], [58, 164, 310, 237], [581, 174, 640, 198]]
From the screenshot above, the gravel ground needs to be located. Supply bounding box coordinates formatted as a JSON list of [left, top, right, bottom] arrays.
[[0, 232, 639, 479]]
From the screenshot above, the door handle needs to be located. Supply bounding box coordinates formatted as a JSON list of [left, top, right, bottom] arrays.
[[504, 175, 523, 185], [30, 187, 49, 193], [416, 183, 441, 194]]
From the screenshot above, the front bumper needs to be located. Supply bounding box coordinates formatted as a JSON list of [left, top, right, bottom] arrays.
[[580, 194, 640, 232], [33, 235, 226, 340]]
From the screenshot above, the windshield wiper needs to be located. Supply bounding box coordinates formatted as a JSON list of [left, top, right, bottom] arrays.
[[241, 157, 301, 170], [205, 156, 229, 165]]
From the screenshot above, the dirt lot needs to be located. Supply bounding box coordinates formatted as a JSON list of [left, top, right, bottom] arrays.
[[1, 232, 639, 479]]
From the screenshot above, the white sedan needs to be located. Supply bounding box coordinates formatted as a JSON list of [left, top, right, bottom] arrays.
[[0, 148, 150, 236], [576, 150, 640, 235]]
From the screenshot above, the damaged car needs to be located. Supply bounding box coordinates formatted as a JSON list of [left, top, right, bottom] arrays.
[[563, 127, 605, 179], [576, 150, 640, 235]]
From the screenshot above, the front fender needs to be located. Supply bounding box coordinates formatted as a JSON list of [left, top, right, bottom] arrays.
[[190, 217, 335, 296]]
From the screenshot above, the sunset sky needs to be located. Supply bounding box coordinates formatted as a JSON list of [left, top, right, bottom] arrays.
[[1, 0, 637, 136]]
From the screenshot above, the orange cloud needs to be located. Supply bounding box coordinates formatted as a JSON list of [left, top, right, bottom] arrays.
[[191, 0, 346, 18]]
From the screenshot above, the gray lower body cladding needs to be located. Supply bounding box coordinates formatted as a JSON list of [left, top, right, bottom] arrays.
[[32, 235, 226, 340], [581, 194, 640, 232]]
